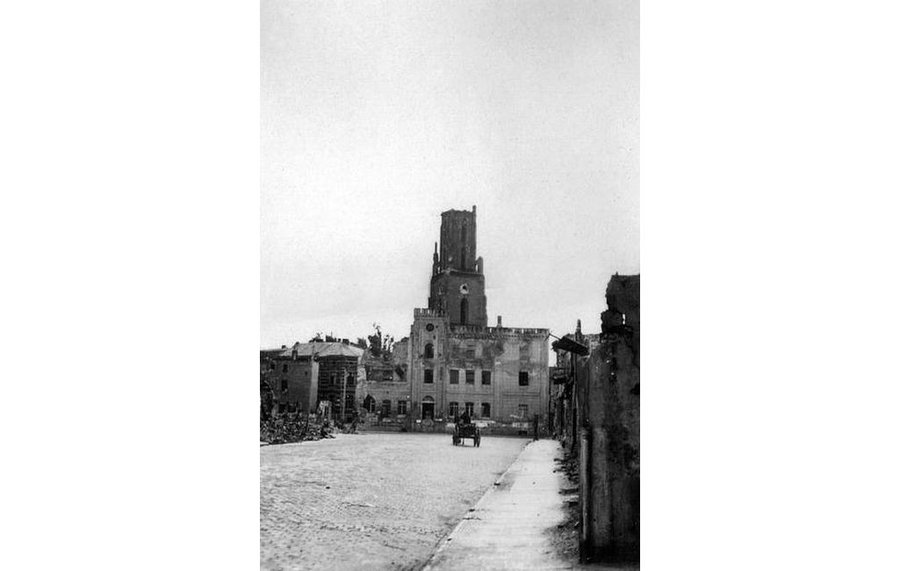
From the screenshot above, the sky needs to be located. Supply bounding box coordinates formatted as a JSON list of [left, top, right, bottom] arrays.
[[261, 0, 639, 349]]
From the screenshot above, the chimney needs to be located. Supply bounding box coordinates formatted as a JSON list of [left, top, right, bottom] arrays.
[[497, 315, 502, 328]]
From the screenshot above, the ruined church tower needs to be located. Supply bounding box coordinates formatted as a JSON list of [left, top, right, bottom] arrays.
[[428, 206, 487, 326]]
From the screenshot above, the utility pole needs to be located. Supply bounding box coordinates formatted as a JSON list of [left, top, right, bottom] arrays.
[[341, 367, 347, 424]]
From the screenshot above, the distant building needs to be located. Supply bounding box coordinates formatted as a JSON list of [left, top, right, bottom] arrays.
[[406, 206, 550, 425], [260, 341, 364, 420]]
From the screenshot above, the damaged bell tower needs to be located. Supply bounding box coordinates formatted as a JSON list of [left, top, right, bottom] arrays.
[[428, 205, 487, 326]]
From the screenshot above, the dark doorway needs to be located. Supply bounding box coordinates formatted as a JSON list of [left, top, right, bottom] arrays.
[[421, 397, 435, 420]]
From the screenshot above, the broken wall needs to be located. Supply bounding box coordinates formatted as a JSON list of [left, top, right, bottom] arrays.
[[586, 274, 640, 561]]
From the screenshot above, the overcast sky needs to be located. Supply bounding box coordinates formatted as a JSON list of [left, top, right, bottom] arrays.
[[261, 0, 639, 349]]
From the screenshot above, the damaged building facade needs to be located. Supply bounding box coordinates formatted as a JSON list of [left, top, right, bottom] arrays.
[[259, 341, 364, 421], [553, 273, 640, 562], [263, 207, 550, 431], [403, 207, 550, 429], [355, 338, 411, 425]]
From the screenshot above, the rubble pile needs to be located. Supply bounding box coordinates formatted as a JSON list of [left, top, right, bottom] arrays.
[[550, 450, 581, 561], [260, 414, 336, 445]]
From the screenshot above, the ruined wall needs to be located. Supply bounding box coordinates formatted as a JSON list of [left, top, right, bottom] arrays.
[[356, 345, 412, 425], [392, 337, 409, 368], [267, 356, 318, 413], [356, 360, 411, 422], [586, 274, 640, 561], [408, 308, 549, 425], [359, 379, 411, 429], [438, 207, 477, 273], [601, 274, 640, 367]]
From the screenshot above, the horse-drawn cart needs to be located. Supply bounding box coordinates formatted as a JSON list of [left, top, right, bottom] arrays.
[[452, 422, 481, 447]]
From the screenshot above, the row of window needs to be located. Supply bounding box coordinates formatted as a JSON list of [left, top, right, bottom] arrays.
[[365, 399, 408, 416], [447, 402, 529, 418], [448, 369, 491, 385], [423, 343, 533, 360], [449, 402, 483, 417], [422, 369, 529, 386], [276, 370, 529, 393], [362, 399, 531, 419]]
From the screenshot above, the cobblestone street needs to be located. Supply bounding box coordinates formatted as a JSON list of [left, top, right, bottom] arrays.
[[260, 432, 529, 570]]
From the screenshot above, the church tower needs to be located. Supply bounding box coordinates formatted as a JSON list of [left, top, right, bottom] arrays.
[[428, 206, 487, 326]]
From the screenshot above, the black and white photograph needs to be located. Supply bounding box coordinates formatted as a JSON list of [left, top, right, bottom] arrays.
[[8, 2, 900, 571], [261, 1, 639, 569]]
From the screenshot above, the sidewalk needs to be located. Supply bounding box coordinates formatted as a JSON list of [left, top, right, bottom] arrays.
[[423, 439, 573, 570]]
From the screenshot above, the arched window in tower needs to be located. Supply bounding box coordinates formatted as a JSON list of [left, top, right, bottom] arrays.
[[460, 298, 468, 325], [424, 343, 434, 359]]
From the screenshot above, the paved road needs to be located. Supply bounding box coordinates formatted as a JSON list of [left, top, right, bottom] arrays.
[[260, 432, 529, 570]]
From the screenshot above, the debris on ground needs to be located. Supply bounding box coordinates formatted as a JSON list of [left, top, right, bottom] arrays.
[[260, 414, 350, 445], [548, 447, 581, 563]]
